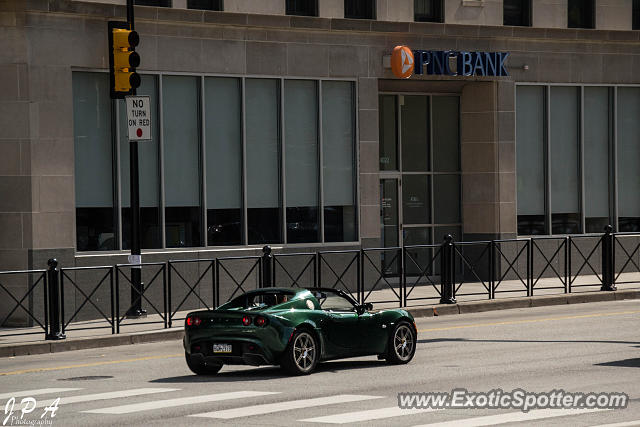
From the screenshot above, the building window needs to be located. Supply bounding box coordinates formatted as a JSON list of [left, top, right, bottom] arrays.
[[323, 82, 357, 242], [246, 79, 282, 245], [72, 73, 358, 251], [516, 86, 546, 236], [73, 72, 116, 252], [503, 0, 531, 26], [162, 75, 202, 248], [634, 0, 640, 30], [344, 0, 376, 19], [516, 85, 627, 236], [286, 0, 318, 16], [549, 86, 581, 234], [414, 0, 443, 23], [285, 80, 320, 243], [568, 0, 594, 29], [205, 77, 242, 246], [187, 0, 223, 10], [617, 88, 640, 232], [134, 0, 172, 7]]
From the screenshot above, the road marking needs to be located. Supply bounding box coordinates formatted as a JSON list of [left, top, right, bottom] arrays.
[[589, 422, 640, 427], [36, 388, 178, 409], [418, 310, 640, 333], [0, 354, 182, 376], [191, 394, 383, 419], [301, 406, 436, 424], [412, 408, 609, 426], [0, 388, 82, 400], [83, 391, 278, 415]]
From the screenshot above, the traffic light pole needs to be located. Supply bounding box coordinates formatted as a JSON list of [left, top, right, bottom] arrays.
[[125, 0, 146, 318]]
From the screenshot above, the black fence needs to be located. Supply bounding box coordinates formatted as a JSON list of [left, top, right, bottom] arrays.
[[1, 227, 637, 339]]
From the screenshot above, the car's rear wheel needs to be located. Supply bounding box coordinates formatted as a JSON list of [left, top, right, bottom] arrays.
[[185, 352, 223, 375], [386, 321, 416, 364], [281, 330, 318, 375]]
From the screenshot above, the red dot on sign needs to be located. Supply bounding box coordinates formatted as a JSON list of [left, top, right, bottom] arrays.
[[136, 128, 143, 138]]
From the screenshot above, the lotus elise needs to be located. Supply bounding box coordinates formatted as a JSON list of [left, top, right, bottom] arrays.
[[183, 287, 417, 375]]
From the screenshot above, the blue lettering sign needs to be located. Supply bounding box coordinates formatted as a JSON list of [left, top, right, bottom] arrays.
[[411, 49, 509, 77]]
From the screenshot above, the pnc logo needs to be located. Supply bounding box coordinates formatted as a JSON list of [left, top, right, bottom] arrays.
[[389, 45, 510, 78], [391, 45, 414, 79]]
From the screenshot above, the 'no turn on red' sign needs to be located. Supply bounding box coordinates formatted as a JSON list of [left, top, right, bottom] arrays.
[[125, 96, 152, 141]]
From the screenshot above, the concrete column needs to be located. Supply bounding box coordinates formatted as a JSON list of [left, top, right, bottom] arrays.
[[460, 80, 516, 242]]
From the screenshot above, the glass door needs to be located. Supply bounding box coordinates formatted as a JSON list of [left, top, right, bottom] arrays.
[[378, 93, 462, 249]]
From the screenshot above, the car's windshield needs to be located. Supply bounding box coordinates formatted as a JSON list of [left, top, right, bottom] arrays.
[[311, 290, 355, 312], [219, 291, 296, 311]]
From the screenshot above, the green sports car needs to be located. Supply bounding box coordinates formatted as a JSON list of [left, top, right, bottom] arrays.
[[183, 287, 417, 375]]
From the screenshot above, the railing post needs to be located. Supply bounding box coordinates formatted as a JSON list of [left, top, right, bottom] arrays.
[[262, 245, 272, 288], [440, 235, 457, 304], [601, 225, 617, 291], [46, 259, 65, 340]]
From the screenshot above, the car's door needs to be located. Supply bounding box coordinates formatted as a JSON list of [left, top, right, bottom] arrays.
[[355, 309, 387, 354], [317, 293, 361, 355]]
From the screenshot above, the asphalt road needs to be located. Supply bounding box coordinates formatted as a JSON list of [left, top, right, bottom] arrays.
[[0, 299, 638, 427]]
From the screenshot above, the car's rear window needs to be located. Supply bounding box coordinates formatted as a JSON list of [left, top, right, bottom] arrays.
[[219, 291, 297, 311]]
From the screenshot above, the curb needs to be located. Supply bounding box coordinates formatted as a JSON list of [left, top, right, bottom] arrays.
[[0, 329, 185, 358], [406, 289, 639, 319], [1, 290, 638, 358]]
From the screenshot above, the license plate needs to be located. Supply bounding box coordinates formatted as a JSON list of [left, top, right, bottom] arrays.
[[212, 343, 232, 353]]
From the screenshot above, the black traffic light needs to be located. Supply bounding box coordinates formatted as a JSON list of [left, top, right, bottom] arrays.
[[108, 21, 141, 99]]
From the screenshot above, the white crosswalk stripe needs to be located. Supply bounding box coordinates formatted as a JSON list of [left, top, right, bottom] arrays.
[[190, 394, 383, 419], [589, 422, 640, 427], [35, 388, 179, 409], [300, 406, 436, 424], [0, 388, 82, 400], [82, 391, 279, 415], [412, 408, 610, 427]]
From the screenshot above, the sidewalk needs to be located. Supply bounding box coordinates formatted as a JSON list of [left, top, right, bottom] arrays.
[[1, 276, 639, 358]]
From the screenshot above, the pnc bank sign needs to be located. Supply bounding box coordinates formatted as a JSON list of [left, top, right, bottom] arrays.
[[391, 45, 510, 79]]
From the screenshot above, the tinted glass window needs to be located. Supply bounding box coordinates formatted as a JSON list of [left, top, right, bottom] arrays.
[[344, 0, 375, 19], [568, 0, 594, 29], [503, 0, 531, 26], [286, 0, 318, 16], [634, 0, 640, 30], [188, 0, 223, 10], [414, 0, 443, 23], [134, 0, 171, 6]]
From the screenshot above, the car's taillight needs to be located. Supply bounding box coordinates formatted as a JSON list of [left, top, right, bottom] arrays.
[[242, 316, 251, 326], [254, 316, 267, 327], [186, 316, 201, 326]]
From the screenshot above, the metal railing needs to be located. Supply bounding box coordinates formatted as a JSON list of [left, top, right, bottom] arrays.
[[2, 226, 637, 339]]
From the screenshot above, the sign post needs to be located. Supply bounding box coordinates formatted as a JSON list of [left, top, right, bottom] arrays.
[[123, 0, 146, 318]]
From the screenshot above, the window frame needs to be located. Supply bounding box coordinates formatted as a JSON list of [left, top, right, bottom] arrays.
[[71, 71, 360, 253], [567, 0, 595, 29], [413, 0, 443, 23], [344, 0, 376, 20], [515, 83, 626, 237], [503, 0, 531, 27], [286, 0, 318, 17], [187, 0, 223, 11]]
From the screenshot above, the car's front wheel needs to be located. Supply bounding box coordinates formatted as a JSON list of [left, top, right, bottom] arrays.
[[386, 321, 416, 364], [281, 330, 318, 375], [185, 352, 223, 375]]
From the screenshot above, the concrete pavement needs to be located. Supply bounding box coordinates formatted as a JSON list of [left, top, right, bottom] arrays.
[[0, 299, 638, 426]]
